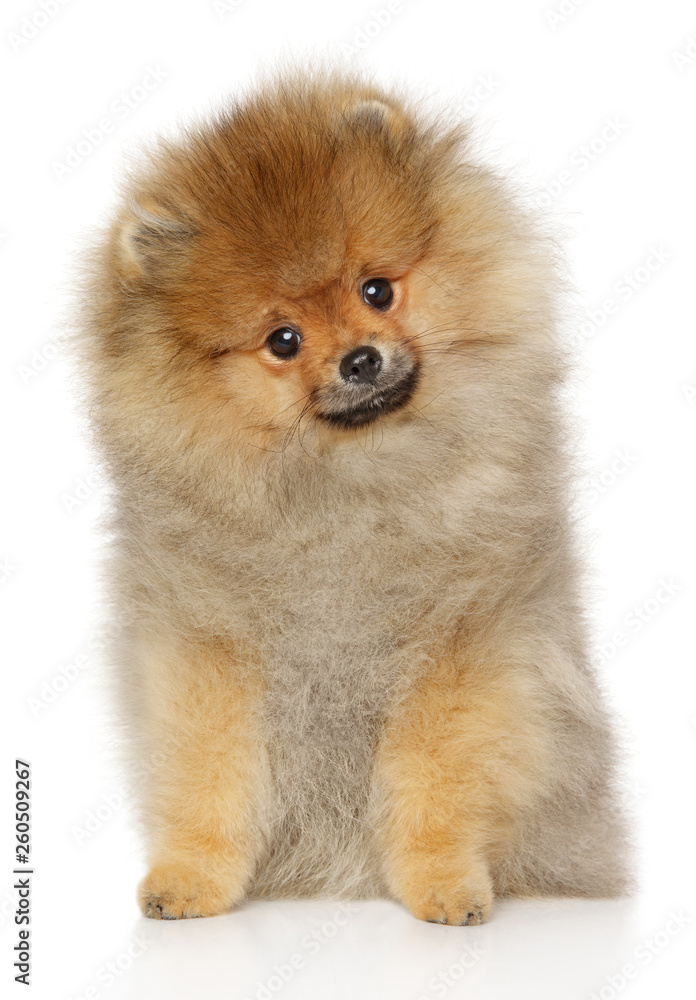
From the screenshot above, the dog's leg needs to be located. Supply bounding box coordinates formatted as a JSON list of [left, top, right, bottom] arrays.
[[373, 648, 551, 924], [134, 634, 269, 919]]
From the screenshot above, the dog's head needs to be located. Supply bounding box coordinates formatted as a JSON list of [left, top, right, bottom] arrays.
[[86, 73, 555, 467]]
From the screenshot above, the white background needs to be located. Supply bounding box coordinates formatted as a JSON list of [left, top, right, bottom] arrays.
[[2, 1, 695, 998]]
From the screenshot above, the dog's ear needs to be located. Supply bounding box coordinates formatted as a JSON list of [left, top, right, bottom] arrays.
[[115, 194, 195, 280], [345, 99, 393, 129], [342, 98, 408, 135]]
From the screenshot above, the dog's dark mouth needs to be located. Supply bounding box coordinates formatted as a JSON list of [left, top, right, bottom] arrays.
[[317, 367, 420, 429]]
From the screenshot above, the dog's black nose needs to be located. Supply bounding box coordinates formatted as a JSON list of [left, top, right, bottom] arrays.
[[339, 345, 383, 384]]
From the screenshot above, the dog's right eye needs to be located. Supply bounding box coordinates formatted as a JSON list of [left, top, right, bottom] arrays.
[[267, 327, 301, 357]]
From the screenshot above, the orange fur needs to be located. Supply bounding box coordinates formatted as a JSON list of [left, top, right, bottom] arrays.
[[76, 69, 631, 922], [372, 648, 552, 924], [135, 635, 269, 918]]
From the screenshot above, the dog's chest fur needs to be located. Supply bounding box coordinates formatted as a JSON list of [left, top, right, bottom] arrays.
[[193, 436, 502, 895], [128, 420, 525, 896]]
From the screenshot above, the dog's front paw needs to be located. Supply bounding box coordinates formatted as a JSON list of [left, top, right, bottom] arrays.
[[138, 861, 242, 920], [391, 855, 494, 925], [408, 884, 492, 925]]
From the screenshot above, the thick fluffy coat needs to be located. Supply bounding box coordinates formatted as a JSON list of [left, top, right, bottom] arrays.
[[78, 72, 630, 923]]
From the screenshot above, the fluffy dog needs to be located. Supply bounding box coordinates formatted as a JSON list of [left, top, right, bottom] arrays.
[[78, 71, 630, 923]]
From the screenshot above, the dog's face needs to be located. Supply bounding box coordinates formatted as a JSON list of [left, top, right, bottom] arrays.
[[213, 268, 421, 432], [93, 77, 551, 464]]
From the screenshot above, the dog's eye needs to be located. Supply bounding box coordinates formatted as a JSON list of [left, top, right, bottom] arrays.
[[267, 327, 301, 357], [362, 278, 393, 310]]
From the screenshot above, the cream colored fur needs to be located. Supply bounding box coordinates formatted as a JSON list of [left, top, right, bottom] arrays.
[[76, 70, 631, 922]]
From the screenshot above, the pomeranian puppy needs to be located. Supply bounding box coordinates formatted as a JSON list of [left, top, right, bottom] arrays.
[[78, 71, 630, 923]]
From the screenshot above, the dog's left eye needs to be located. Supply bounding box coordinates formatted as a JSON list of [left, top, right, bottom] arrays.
[[362, 278, 393, 310]]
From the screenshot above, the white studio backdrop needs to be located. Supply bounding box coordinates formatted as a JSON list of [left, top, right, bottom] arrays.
[[1, 1, 695, 998]]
